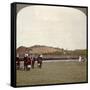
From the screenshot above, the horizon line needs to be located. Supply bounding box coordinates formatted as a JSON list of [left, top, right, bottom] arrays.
[[16, 45, 87, 51]]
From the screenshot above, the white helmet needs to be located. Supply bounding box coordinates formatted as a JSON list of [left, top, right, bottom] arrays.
[[25, 53, 28, 57], [40, 54, 43, 58]]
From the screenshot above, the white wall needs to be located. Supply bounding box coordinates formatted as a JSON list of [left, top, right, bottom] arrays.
[[0, 0, 89, 90]]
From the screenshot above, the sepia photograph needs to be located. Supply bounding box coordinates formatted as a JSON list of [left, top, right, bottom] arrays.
[[15, 3, 88, 86]]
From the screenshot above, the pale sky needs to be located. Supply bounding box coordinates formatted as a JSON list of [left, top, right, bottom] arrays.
[[17, 5, 86, 50]]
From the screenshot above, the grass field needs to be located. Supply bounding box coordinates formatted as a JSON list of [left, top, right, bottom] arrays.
[[16, 60, 87, 86]]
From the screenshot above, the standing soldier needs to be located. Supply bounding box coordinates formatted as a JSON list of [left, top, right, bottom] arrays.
[[24, 53, 28, 70], [27, 57, 32, 70], [37, 54, 43, 68], [31, 56, 36, 69], [79, 56, 82, 62], [16, 54, 20, 70]]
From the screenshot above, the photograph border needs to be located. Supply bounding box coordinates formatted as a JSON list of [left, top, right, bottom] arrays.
[[11, 2, 88, 87]]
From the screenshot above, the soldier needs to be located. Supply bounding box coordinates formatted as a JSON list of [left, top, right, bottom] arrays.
[[31, 56, 35, 69], [27, 57, 32, 70], [16, 54, 20, 70], [79, 56, 82, 62], [37, 54, 43, 68], [24, 53, 28, 70]]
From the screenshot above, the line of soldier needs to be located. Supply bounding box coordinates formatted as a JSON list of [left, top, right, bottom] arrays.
[[16, 54, 43, 70]]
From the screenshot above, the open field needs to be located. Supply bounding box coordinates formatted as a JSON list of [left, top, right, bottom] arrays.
[[16, 60, 87, 86]]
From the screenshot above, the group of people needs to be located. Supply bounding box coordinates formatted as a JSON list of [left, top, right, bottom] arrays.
[[16, 54, 43, 70]]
